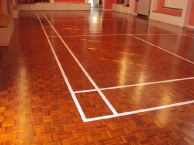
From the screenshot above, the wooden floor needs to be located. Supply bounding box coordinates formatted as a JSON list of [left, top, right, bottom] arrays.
[[0, 9, 194, 144]]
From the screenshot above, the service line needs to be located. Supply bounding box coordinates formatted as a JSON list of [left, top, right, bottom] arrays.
[[55, 33, 181, 38], [74, 77, 194, 94], [48, 33, 194, 65], [42, 13, 118, 116]]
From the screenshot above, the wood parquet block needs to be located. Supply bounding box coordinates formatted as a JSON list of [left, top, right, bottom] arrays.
[[133, 34, 194, 62], [102, 79, 194, 113], [0, 10, 194, 145], [76, 92, 113, 118], [62, 35, 194, 89]]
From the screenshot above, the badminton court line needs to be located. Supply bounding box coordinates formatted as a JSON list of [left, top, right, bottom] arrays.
[[37, 14, 87, 122], [84, 100, 194, 122], [48, 34, 180, 38], [129, 34, 194, 65], [38, 13, 194, 122], [42, 13, 118, 115], [49, 33, 194, 65], [74, 77, 194, 94]]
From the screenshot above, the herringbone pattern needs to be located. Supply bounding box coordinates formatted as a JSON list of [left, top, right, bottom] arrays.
[[0, 10, 194, 145]]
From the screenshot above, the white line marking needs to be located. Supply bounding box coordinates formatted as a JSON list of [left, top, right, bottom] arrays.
[[59, 34, 180, 38], [74, 89, 97, 94], [41, 19, 86, 21], [40, 11, 194, 122], [42, 13, 118, 115], [78, 11, 194, 38], [37, 14, 87, 122], [84, 100, 194, 122], [52, 32, 194, 65], [133, 34, 180, 35], [74, 77, 194, 93], [41, 18, 123, 22], [130, 34, 194, 65]]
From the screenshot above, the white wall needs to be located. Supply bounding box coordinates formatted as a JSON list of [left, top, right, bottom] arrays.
[[150, 0, 192, 27], [164, 0, 184, 9]]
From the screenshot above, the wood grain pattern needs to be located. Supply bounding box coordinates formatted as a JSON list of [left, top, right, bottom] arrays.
[[0, 10, 194, 144]]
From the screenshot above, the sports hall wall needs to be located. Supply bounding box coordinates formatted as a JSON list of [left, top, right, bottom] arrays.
[[53, 0, 194, 27], [13, 0, 194, 27], [157, 0, 182, 16], [104, 0, 115, 9], [156, 0, 194, 27]]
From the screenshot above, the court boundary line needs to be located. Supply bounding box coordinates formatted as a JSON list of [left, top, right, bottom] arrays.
[[40, 12, 194, 122], [47, 34, 181, 38], [41, 18, 127, 22], [78, 11, 194, 38], [130, 34, 194, 65], [42, 13, 118, 115], [37, 14, 87, 122], [48, 33, 194, 65], [74, 77, 194, 93], [84, 100, 194, 122]]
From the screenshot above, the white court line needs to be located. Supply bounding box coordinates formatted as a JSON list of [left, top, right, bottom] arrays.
[[74, 77, 194, 93], [130, 34, 194, 65], [48, 33, 194, 65], [41, 19, 86, 21], [73, 11, 194, 38], [42, 13, 118, 116], [36, 14, 87, 122], [84, 100, 194, 122], [56, 33, 181, 38], [42, 12, 194, 122], [41, 18, 122, 22], [78, 11, 194, 38], [61, 12, 194, 38]]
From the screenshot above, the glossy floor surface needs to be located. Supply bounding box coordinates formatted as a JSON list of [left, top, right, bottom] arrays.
[[0, 9, 194, 144]]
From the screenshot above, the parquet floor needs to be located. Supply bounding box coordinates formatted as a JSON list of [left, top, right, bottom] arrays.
[[0, 9, 194, 145]]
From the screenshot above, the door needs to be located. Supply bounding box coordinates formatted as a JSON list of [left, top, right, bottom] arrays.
[[137, 0, 151, 17]]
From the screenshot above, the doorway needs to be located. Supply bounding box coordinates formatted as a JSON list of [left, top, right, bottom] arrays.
[[88, 0, 94, 8], [88, 0, 103, 8]]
